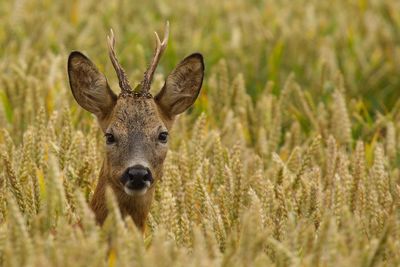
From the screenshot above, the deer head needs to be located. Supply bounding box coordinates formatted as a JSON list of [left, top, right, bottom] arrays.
[[67, 22, 204, 230]]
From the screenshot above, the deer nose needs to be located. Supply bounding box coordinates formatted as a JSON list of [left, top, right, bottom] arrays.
[[128, 166, 152, 182], [122, 165, 153, 190]]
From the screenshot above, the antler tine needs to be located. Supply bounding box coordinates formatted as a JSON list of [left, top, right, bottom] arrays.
[[141, 21, 170, 93], [107, 29, 132, 93]]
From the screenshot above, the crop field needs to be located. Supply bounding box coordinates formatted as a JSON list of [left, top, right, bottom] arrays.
[[1, 0, 400, 266]]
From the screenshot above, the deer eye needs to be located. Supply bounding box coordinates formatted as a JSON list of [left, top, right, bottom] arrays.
[[158, 132, 168, 143], [105, 133, 116, 145]]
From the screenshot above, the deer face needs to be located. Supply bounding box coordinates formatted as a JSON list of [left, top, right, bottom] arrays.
[[67, 26, 204, 198], [101, 96, 170, 196]]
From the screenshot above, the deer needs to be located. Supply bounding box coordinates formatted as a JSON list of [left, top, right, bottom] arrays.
[[67, 22, 204, 231]]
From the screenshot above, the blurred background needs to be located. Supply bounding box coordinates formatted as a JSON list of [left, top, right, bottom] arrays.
[[1, 0, 399, 134]]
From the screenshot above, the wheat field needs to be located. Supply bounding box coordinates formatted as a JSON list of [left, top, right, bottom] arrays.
[[1, 0, 400, 266]]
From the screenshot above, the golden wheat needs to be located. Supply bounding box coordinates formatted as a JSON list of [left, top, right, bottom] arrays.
[[1, 0, 400, 266]]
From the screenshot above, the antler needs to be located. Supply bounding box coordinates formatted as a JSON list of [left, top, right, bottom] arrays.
[[140, 21, 170, 94], [107, 29, 132, 93]]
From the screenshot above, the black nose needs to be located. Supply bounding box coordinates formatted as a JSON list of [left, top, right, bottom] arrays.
[[121, 165, 153, 190], [128, 166, 152, 182]]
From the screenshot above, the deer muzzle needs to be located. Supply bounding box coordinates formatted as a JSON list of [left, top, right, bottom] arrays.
[[120, 165, 153, 196]]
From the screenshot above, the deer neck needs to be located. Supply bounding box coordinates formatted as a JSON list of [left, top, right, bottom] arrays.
[[90, 162, 155, 231]]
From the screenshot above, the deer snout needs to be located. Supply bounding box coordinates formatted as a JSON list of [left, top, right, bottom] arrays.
[[121, 165, 153, 194]]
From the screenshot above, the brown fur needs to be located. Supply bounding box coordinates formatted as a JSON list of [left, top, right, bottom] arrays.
[[68, 48, 204, 231]]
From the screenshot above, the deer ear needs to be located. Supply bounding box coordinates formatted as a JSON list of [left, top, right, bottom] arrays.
[[68, 51, 117, 120], [155, 53, 204, 117]]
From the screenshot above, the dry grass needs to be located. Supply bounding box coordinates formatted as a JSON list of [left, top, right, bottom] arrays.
[[1, 0, 400, 266]]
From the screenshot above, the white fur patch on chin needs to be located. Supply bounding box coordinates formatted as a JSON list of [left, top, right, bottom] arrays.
[[123, 181, 150, 196]]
